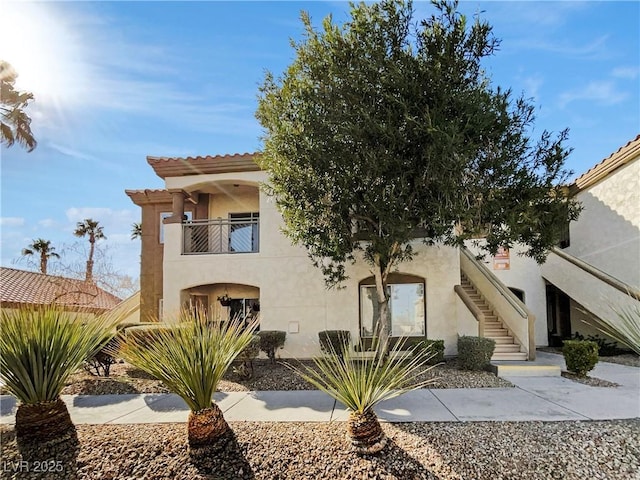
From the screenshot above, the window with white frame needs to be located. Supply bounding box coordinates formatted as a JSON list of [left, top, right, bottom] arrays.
[[360, 282, 425, 338]]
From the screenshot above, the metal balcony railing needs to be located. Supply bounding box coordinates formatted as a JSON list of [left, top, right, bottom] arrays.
[[182, 218, 259, 254]]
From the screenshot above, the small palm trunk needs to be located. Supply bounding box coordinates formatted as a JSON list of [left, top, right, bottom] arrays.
[[188, 404, 230, 450], [15, 398, 76, 449], [347, 409, 387, 454]]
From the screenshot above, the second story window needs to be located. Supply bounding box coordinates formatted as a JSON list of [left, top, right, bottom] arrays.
[[229, 212, 259, 253]]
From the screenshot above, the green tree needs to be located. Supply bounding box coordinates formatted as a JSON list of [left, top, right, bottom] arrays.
[[73, 218, 106, 282], [22, 238, 59, 274], [1, 61, 37, 151], [256, 0, 580, 348], [130, 222, 142, 240]]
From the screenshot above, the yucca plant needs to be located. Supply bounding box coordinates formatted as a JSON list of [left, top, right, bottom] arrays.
[[115, 311, 258, 450], [598, 303, 640, 355], [0, 306, 117, 447], [289, 337, 439, 454]]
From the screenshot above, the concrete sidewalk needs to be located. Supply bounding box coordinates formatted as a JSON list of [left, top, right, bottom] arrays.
[[1, 352, 638, 425]]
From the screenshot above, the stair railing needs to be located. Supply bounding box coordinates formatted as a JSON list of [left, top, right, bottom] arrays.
[[459, 247, 536, 360]]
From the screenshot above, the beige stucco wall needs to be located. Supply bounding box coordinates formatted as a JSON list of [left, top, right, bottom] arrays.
[[568, 159, 640, 287], [161, 170, 463, 357]]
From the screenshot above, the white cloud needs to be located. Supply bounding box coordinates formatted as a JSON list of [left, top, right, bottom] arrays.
[[611, 66, 639, 80], [38, 219, 58, 228], [558, 81, 628, 108], [0, 217, 26, 227]]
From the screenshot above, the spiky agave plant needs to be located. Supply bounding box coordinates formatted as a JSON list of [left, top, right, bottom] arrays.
[[0, 306, 117, 447], [116, 311, 258, 450], [289, 338, 439, 454], [599, 302, 640, 355]]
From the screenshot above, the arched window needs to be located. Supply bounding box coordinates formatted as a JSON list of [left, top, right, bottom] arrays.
[[359, 273, 426, 339]]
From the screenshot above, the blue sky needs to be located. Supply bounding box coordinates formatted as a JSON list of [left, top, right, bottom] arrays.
[[1, 0, 639, 289]]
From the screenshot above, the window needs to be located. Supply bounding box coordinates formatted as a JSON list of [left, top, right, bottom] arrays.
[[360, 282, 425, 338], [229, 212, 259, 252]]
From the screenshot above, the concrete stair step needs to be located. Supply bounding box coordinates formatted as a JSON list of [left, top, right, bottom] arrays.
[[485, 329, 509, 336], [490, 364, 561, 377], [494, 344, 522, 353], [492, 336, 515, 344], [491, 352, 528, 361]]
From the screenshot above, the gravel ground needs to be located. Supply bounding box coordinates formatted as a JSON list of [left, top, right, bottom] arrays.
[[52, 358, 513, 396], [560, 372, 620, 388], [1, 420, 638, 479]]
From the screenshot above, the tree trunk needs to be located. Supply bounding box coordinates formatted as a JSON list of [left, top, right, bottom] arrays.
[[15, 398, 76, 448], [373, 261, 391, 354], [187, 404, 230, 450], [40, 254, 47, 275], [346, 409, 387, 454], [86, 237, 95, 282]]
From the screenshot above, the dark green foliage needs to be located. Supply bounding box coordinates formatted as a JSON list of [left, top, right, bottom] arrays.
[[256, 0, 580, 288], [256, 0, 580, 355], [258, 330, 287, 364], [319, 330, 351, 357], [404, 338, 445, 365], [85, 336, 120, 377], [563, 340, 599, 377], [235, 335, 261, 379], [457, 336, 496, 370], [572, 332, 624, 356]]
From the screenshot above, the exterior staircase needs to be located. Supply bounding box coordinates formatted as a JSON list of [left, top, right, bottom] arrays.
[[460, 274, 528, 361]]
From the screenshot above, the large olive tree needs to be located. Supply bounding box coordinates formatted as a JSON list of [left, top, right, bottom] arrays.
[[256, 0, 580, 348]]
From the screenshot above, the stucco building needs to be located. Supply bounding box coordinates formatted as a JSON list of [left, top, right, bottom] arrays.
[[126, 136, 640, 359]]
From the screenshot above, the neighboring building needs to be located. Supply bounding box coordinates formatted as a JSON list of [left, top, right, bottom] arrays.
[[541, 135, 640, 345], [0, 267, 122, 315], [126, 137, 640, 359]]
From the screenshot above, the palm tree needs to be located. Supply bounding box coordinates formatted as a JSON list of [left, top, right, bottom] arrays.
[[117, 311, 258, 450], [130, 222, 142, 240], [73, 219, 106, 282], [22, 238, 59, 274], [1, 61, 37, 151], [0, 306, 117, 448]]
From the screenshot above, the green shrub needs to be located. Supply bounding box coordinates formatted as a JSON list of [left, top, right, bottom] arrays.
[[572, 332, 624, 356], [415, 339, 445, 365], [319, 330, 351, 357], [235, 335, 261, 379], [258, 330, 286, 364], [563, 340, 599, 377], [85, 336, 120, 377], [457, 336, 496, 370]]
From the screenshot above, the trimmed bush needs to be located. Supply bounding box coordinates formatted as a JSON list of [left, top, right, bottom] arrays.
[[563, 340, 599, 377], [319, 330, 351, 357], [258, 330, 286, 364], [573, 332, 624, 356], [235, 335, 261, 379], [457, 336, 496, 370], [415, 339, 445, 365]]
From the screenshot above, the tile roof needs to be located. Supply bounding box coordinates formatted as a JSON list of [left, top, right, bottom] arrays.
[[573, 134, 640, 192], [0, 267, 122, 313], [147, 152, 261, 179]]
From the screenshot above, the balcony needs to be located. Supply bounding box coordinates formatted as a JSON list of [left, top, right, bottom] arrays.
[[183, 216, 259, 254]]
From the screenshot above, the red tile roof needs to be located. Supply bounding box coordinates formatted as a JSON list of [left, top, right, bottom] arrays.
[[0, 267, 122, 314], [147, 152, 261, 179]]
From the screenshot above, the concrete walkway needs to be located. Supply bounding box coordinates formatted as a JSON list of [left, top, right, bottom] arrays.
[[1, 352, 638, 425]]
